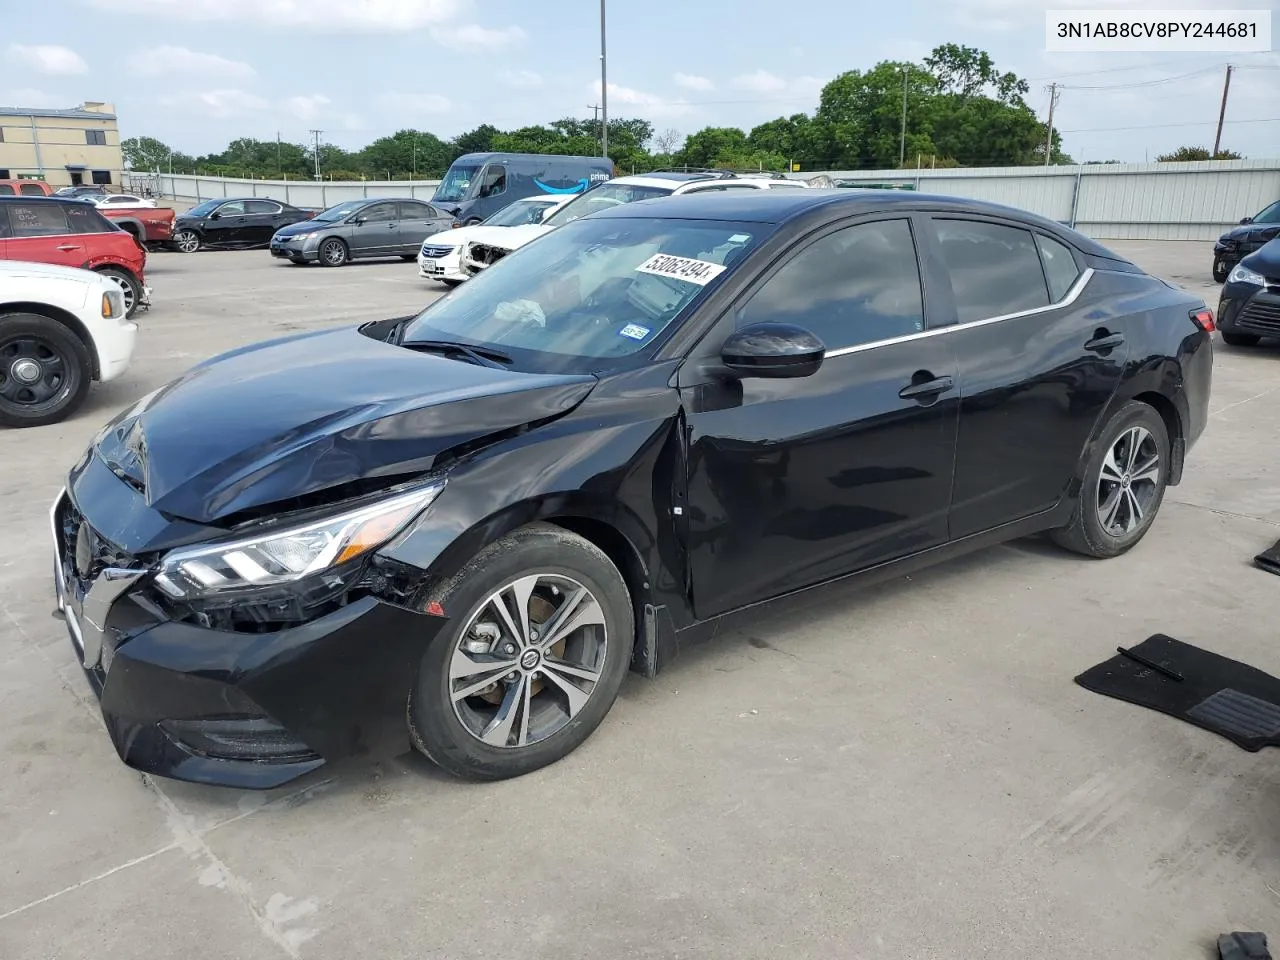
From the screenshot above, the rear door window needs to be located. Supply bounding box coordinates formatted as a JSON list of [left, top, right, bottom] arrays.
[[398, 201, 436, 220], [931, 219, 1050, 323], [0, 185, 15, 195], [245, 199, 282, 215], [1034, 234, 1082, 302], [66, 204, 115, 234], [8, 203, 71, 237]]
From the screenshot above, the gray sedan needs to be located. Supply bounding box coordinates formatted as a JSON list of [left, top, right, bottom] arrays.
[[269, 197, 457, 267]]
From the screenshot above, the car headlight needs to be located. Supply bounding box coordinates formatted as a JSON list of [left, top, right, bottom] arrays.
[[153, 480, 445, 599], [1227, 262, 1266, 286]]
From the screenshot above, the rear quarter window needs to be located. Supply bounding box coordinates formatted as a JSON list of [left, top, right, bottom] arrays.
[[932, 219, 1051, 323]]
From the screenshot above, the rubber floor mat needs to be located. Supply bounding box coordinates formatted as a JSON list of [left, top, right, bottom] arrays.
[[1074, 634, 1280, 752], [1254, 538, 1280, 576]]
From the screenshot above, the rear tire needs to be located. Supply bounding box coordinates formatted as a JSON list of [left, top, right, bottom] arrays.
[[94, 267, 142, 318], [1212, 257, 1229, 283], [0, 313, 92, 428], [408, 522, 633, 781], [1221, 332, 1260, 347], [1051, 401, 1170, 559], [318, 238, 348, 267]]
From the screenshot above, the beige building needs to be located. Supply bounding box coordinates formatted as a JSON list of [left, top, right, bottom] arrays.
[[0, 102, 124, 188]]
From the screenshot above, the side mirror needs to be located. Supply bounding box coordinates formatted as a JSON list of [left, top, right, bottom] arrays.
[[719, 322, 825, 379], [1240, 217, 1253, 225], [352, 216, 367, 225], [209, 211, 220, 220]]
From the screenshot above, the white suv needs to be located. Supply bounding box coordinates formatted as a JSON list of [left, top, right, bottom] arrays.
[[459, 171, 809, 276], [0, 260, 138, 427]]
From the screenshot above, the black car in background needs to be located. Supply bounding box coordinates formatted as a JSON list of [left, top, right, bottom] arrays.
[[51, 190, 1213, 789], [1216, 237, 1280, 347], [172, 197, 317, 252], [1213, 199, 1280, 282]]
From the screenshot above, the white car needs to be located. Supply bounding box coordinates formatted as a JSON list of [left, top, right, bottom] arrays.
[[92, 194, 157, 209], [0, 260, 138, 427], [458, 171, 809, 276], [418, 195, 575, 286]]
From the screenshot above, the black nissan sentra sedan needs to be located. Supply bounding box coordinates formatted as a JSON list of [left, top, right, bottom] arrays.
[[51, 190, 1214, 789]]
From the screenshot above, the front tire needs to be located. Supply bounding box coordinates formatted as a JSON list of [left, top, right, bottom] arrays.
[[1052, 401, 1170, 558], [0, 313, 92, 428], [95, 267, 142, 318], [174, 229, 201, 253], [408, 523, 633, 781], [1221, 332, 1260, 347], [399, 254, 416, 261], [1212, 257, 1230, 283], [319, 238, 348, 267], [441, 278, 462, 288]]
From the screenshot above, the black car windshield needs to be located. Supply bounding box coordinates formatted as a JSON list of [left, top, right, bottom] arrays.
[[185, 199, 222, 217], [433, 165, 479, 203], [485, 200, 558, 227], [541, 184, 674, 228], [1253, 201, 1280, 224], [401, 216, 768, 374], [312, 200, 366, 222]]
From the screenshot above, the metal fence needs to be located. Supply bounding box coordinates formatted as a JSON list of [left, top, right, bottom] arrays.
[[783, 158, 1280, 240], [133, 173, 444, 210], [137, 158, 1280, 241]]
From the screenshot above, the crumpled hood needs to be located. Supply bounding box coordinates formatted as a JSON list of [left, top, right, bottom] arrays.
[[1242, 238, 1280, 279], [1220, 221, 1279, 245], [94, 325, 596, 524], [469, 223, 554, 252]]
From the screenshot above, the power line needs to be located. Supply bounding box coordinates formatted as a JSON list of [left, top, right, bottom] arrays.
[[1059, 65, 1223, 90]]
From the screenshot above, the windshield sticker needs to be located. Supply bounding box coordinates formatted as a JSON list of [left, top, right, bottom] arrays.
[[619, 323, 651, 341], [635, 253, 726, 286], [728, 234, 751, 243]]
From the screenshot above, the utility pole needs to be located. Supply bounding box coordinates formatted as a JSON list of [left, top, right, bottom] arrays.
[[599, 0, 608, 159], [899, 65, 909, 167], [276, 131, 281, 178], [1043, 83, 1059, 166], [309, 129, 323, 180], [1213, 64, 1233, 157]]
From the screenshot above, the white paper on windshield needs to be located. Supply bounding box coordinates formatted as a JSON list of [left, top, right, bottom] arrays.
[[634, 253, 726, 286]]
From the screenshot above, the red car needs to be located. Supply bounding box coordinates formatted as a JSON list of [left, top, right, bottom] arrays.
[[0, 196, 150, 318]]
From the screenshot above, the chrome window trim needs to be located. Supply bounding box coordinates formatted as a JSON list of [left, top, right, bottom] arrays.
[[824, 266, 1095, 359]]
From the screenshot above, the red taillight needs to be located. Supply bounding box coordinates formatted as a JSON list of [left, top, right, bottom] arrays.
[[1191, 307, 1215, 333]]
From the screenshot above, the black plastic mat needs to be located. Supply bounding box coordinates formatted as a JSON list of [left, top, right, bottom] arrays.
[[1254, 538, 1280, 576], [1074, 634, 1280, 751]]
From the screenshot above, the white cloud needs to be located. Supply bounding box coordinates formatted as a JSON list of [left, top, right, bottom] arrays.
[[948, 0, 1194, 31], [375, 92, 453, 116], [158, 88, 269, 119], [84, 0, 460, 31], [7, 44, 88, 75], [429, 23, 525, 52], [731, 70, 789, 94], [674, 73, 713, 92], [588, 81, 695, 119], [128, 46, 255, 81], [0, 88, 63, 108], [283, 94, 331, 122], [498, 69, 543, 88]]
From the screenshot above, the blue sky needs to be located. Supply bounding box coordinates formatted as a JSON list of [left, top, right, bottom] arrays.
[[2, 0, 1277, 164]]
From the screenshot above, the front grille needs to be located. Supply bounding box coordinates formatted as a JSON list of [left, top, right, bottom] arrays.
[[59, 499, 144, 596], [1238, 298, 1280, 335], [420, 244, 453, 258]]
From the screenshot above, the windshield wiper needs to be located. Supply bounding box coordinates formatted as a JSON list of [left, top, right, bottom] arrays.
[[402, 339, 513, 369]]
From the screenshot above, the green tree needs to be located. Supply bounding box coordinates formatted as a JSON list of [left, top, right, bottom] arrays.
[[676, 126, 750, 167], [121, 135, 174, 171], [451, 124, 500, 158], [923, 43, 1029, 104], [358, 129, 451, 178], [1156, 145, 1243, 161]]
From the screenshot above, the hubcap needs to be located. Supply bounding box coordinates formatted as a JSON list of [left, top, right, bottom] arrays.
[[1096, 425, 1160, 536], [0, 336, 69, 407], [449, 574, 608, 749]]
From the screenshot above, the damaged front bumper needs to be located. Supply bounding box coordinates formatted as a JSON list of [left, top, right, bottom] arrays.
[[459, 241, 511, 277], [50, 483, 447, 789]]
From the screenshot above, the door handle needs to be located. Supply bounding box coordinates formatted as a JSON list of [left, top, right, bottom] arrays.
[[899, 374, 955, 401], [1084, 331, 1125, 353], [56, 244, 79, 252]]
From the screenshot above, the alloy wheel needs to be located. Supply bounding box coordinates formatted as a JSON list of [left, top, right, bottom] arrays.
[[0, 335, 69, 408], [1096, 425, 1160, 536], [102, 272, 136, 314], [175, 230, 199, 253], [321, 240, 347, 266], [448, 574, 608, 749]]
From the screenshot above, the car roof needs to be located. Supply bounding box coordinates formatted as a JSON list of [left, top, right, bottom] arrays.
[[0, 195, 98, 205], [589, 188, 1123, 257]]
